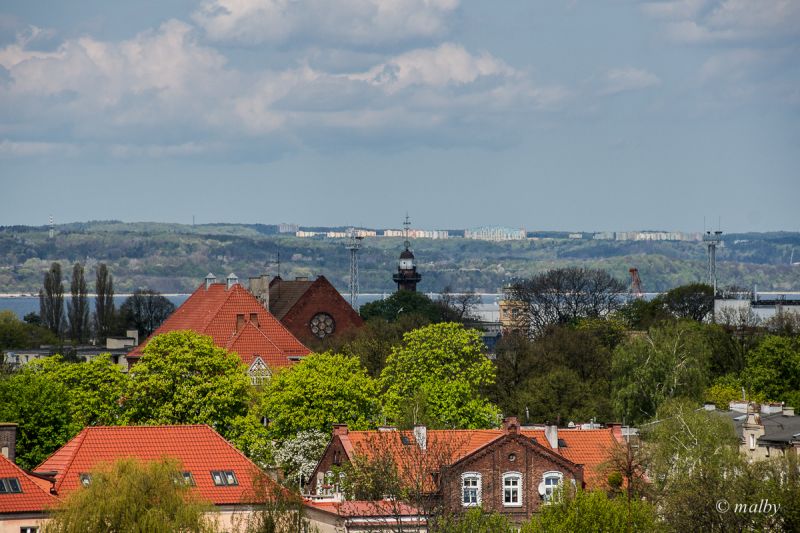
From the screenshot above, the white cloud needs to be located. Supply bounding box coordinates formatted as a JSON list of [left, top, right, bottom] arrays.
[[193, 0, 459, 47], [602, 67, 661, 95]]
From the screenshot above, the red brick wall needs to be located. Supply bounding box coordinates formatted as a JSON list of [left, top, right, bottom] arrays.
[[280, 278, 363, 346], [440, 434, 583, 520], [308, 434, 349, 494]]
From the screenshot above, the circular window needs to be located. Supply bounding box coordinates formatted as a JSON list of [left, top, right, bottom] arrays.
[[310, 313, 336, 339]]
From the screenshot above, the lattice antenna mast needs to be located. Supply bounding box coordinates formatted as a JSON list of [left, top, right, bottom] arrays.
[[703, 230, 723, 295], [346, 228, 364, 308], [403, 213, 411, 250]]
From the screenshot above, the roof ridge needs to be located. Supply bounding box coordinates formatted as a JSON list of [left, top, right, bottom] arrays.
[[51, 427, 88, 493], [200, 283, 239, 334]]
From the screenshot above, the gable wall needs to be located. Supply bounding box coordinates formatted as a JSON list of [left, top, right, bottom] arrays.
[[281, 280, 364, 345]]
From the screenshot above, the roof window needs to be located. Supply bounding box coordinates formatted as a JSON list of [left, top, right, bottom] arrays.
[[211, 470, 238, 486], [0, 477, 22, 493]]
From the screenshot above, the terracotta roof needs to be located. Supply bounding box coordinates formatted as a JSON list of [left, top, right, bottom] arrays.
[[338, 427, 617, 490], [129, 282, 310, 368], [268, 278, 315, 320], [33, 425, 277, 505], [0, 454, 57, 514], [305, 499, 422, 518]]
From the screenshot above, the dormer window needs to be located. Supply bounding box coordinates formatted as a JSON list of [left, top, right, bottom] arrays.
[[249, 357, 271, 386], [0, 477, 22, 493]]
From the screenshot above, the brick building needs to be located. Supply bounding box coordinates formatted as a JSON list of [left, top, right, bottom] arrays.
[[263, 275, 363, 346], [128, 273, 310, 383], [308, 418, 620, 522]]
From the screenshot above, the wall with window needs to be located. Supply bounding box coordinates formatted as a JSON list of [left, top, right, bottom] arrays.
[[442, 434, 582, 520]]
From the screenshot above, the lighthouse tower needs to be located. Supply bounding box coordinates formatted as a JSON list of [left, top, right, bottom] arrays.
[[392, 215, 422, 292]]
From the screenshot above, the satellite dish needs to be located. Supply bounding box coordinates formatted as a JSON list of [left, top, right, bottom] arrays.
[[537, 481, 546, 496]]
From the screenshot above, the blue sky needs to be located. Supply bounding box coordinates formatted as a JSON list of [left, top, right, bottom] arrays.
[[0, 0, 798, 232]]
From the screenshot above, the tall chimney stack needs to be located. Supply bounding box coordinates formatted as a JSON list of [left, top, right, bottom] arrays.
[[0, 423, 17, 463]]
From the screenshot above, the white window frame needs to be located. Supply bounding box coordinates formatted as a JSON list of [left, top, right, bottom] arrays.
[[502, 471, 523, 507], [461, 472, 482, 507], [541, 471, 564, 503]]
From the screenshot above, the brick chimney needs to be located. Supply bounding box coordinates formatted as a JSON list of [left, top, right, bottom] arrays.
[[608, 423, 623, 442], [544, 424, 558, 449], [0, 423, 17, 463], [332, 424, 349, 436], [413, 425, 427, 451], [502, 417, 520, 434], [236, 313, 245, 332]]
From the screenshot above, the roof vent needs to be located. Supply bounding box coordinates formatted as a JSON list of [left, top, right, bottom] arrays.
[[205, 273, 217, 289], [226, 273, 238, 290]]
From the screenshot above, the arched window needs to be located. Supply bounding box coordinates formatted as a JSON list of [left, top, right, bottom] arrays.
[[539, 471, 564, 503], [461, 472, 481, 507], [502, 472, 523, 507]]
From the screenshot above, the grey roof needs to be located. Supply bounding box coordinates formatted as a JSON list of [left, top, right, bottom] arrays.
[[712, 410, 800, 446]]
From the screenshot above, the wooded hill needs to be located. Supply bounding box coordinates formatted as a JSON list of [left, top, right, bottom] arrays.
[[0, 221, 797, 294]]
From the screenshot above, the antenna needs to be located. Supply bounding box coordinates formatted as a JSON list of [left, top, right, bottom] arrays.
[[346, 228, 364, 308], [703, 228, 723, 296], [403, 213, 411, 250]]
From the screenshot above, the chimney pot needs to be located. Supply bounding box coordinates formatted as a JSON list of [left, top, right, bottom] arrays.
[[502, 417, 520, 434], [205, 273, 217, 289], [226, 273, 239, 290]]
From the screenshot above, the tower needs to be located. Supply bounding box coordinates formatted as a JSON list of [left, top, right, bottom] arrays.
[[346, 228, 364, 307], [392, 215, 422, 292], [629, 267, 644, 299], [703, 230, 723, 295]]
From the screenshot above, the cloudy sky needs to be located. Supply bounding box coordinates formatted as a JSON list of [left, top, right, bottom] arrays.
[[0, 0, 798, 232]]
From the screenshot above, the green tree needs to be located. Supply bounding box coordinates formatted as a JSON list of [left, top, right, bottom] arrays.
[[616, 298, 671, 330], [741, 335, 800, 406], [261, 352, 379, 440], [522, 488, 661, 533], [117, 289, 176, 339], [434, 508, 515, 532], [44, 457, 215, 533], [67, 262, 89, 342], [121, 331, 254, 443], [612, 321, 711, 424], [94, 263, 115, 342], [360, 290, 443, 323], [0, 367, 74, 470], [39, 261, 64, 337], [28, 354, 127, 431], [653, 283, 714, 322], [0, 310, 57, 350], [381, 322, 499, 428]]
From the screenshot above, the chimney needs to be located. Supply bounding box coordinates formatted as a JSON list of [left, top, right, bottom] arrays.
[[248, 275, 270, 311], [205, 272, 217, 290], [608, 423, 623, 442], [544, 424, 558, 449], [126, 329, 139, 346], [236, 313, 245, 332], [413, 425, 427, 451], [249, 313, 259, 328], [502, 417, 520, 434], [0, 423, 17, 463], [332, 424, 349, 436], [226, 273, 239, 290]]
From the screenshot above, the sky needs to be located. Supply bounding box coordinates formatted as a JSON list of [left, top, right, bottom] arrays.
[[0, 0, 798, 233]]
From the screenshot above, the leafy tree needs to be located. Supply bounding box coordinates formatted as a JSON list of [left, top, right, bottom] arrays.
[[117, 289, 176, 339], [273, 430, 329, 487], [507, 267, 627, 338], [436, 286, 481, 323], [39, 261, 64, 337], [517, 368, 597, 425], [0, 367, 74, 470], [94, 263, 115, 342], [612, 321, 711, 424], [0, 310, 57, 350], [522, 488, 661, 533], [360, 290, 444, 323], [236, 481, 315, 533], [490, 333, 539, 417], [261, 352, 379, 439], [67, 262, 89, 342], [741, 335, 800, 405], [122, 331, 253, 442], [28, 354, 127, 431], [616, 298, 671, 330], [653, 283, 713, 322], [381, 322, 499, 428], [23, 312, 43, 326], [44, 457, 215, 533], [433, 508, 515, 532]]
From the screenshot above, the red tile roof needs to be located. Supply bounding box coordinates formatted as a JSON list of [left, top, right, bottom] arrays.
[[129, 282, 310, 369], [306, 499, 422, 518], [339, 427, 617, 489], [33, 425, 277, 505], [0, 454, 57, 514]]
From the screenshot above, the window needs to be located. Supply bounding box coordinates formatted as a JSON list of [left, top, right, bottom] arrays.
[[0, 477, 22, 493], [210, 470, 238, 486], [181, 472, 196, 486], [79, 473, 92, 487], [503, 472, 522, 507], [310, 313, 335, 339], [749, 434, 756, 450], [461, 472, 481, 507], [540, 471, 563, 503], [20, 528, 39, 533]]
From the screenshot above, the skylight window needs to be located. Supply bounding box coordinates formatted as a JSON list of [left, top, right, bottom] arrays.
[[0, 477, 22, 493], [211, 470, 238, 486], [79, 473, 92, 487]]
